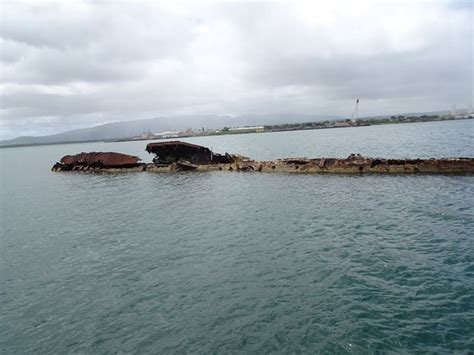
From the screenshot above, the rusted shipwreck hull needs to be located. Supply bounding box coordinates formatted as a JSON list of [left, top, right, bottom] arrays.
[[217, 155, 474, 174], [145, 141, 239, 165], [146, 155, 474, 174], [52, 152, 145, 171], [52, 141, 474, 174]]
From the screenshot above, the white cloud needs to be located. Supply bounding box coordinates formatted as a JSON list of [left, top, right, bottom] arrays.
[[0, 0, 472, 139]]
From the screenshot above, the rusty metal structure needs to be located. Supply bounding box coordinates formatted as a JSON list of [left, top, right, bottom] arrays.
[[52, 142, 474, 174], [251, 155, 474, 174], [51, 152, 144, 171], [145, 141, 237, 165]]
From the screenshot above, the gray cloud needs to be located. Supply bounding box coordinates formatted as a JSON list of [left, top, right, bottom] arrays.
[[0, 0, 472, 139]]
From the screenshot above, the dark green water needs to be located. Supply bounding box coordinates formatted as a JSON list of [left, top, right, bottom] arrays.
[[1, 121, 474, 353]]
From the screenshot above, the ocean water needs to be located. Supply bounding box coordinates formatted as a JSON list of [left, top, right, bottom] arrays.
[[1, 120, 473, 353]]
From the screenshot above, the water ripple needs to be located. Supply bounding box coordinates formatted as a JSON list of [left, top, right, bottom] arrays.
[[1, 124, 474, 353]]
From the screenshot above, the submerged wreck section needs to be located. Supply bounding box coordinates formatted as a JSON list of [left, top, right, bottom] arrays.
[[52, 152, 144, 171], [52, 141, 474, 174], [257, 154, 474, 174]]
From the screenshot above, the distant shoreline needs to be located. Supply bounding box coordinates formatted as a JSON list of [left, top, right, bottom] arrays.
[[1, 116, 472, 149]]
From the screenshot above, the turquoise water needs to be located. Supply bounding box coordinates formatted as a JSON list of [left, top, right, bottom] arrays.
[[1, 120, 473, 353]]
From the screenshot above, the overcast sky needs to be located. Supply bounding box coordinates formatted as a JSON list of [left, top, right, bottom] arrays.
[[0, 0, 472, 139]]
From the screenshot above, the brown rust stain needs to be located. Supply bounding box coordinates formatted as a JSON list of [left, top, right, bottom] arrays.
[[52, 152, 142, 171], [60, 152, 141, 167]]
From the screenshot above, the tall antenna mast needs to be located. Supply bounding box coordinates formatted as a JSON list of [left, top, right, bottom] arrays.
[[351, 98, 359, 120]]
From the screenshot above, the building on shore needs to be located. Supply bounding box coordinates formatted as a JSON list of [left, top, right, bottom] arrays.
[[153, 131, 181, 139], [228, 126, 265, 133]]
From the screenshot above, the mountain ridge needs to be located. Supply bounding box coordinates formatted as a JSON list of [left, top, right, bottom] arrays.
[[0, 114, 341, 146]]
